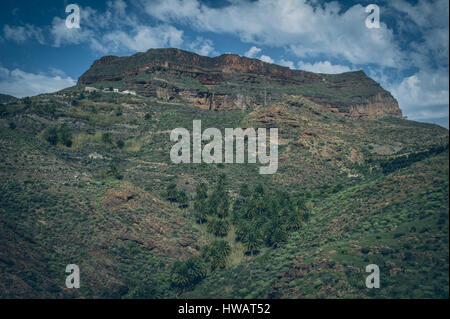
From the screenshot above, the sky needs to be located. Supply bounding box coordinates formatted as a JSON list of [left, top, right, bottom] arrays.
[[0, 0, 448, 128]]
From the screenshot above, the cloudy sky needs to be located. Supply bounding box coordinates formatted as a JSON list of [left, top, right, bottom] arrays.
[[0, 0, 448, 127]]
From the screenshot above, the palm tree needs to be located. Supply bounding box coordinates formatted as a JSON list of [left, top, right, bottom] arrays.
[[207, 218, 229, 237], [242, 230, 262, 255], [170, 257, 207, 288], [193, 199, 208, 224], [202, 240, 231, 270]]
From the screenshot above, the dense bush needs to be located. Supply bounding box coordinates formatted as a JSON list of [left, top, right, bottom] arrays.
[[42, 124, 72, 147], [165, 183, 189, 208]]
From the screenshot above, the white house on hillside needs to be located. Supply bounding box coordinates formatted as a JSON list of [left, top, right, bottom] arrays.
[[84, 86, 99, 92], [122, 90, 137, 96]]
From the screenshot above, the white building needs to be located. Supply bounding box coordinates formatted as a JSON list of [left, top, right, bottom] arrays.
[[84, 86, 99, 92], [122, 90, 137, 96]]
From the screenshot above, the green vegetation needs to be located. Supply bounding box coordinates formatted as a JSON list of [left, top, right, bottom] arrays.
[[41, 124, 73, 147], [170, 257, 207, 289], [0, 54, 448, 299], [377, 144, 449, 173]]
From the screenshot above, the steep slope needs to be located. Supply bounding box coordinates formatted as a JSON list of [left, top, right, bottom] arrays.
[[78, 48, 402, 117]]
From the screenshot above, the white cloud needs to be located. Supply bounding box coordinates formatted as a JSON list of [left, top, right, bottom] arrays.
[[0, 66, 76, 98], [389, 0, 449, 71], [297, 61, 353, 74], [259, 55, 274, 64], [142, 0, 402, 67], [50, 17, 94, 47], [279, 59, 295, 69], [188, 36, 217, 56], [244, 46, 261, 58], [97, 25, 183, 53], [49, 0, 184, 53], [389, 70, 449, 122], [3, 24, 45, 45]]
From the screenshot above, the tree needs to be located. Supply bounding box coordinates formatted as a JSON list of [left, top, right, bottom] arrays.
[[116, 139, 125, 149], [202, 240, 231, 270], [239, 183, 251, 197], [216, 192, 230, 219], [43, 127, 58, 145], [176, 190, 189, 208], [242, 230, 263, 255], [207, 218, 229, 237], [195, 183, 208, 200], [57, 124, 72, 147], [264, 220, 288, 247], [109, 161, 123, 180], [170, 257, 207, 288], [166, 183, 178, 202], [193, 189, 208, 223], [102, 132, 112, 145], [193, 204, 208, 224]]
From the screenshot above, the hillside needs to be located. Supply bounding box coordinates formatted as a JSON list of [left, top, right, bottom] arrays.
[[0, 93, 16, 104], [0, 49, 448, 299]]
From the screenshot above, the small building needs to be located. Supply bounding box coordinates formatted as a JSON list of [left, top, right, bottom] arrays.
[[113, 88, 119, 93], [122, 90, 136, 96], [84, 86, 99, 92]]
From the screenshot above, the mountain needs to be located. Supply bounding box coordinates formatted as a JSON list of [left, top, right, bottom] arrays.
[[78, 48, 402, 117], [0, 49, 448, 298], [0, 93, 17, 103]]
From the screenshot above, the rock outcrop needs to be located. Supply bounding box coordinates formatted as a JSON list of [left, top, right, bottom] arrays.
[[78, 48, 402, 118]]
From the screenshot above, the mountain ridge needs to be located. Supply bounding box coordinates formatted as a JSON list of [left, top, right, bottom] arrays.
[[78, 48, 402, 118]]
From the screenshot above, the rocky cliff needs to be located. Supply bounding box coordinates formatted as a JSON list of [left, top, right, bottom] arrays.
[[78, 48, 402, 118]]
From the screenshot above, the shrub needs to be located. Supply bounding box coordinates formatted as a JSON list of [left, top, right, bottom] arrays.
[[102, 133, 112, 145], [43, 127, 58, 145], [116, 139, 125, 149], [57, 124, 73, 147]]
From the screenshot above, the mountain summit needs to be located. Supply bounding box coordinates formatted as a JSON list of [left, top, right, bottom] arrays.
[[78, 48, 402, 118]]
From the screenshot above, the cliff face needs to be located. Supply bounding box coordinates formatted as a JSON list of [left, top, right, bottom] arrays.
[[78, 48, 402, 118], [349, 92, 402, 118]]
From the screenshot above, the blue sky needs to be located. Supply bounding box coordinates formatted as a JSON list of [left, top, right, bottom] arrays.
[[0, 0, 448, 127]]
